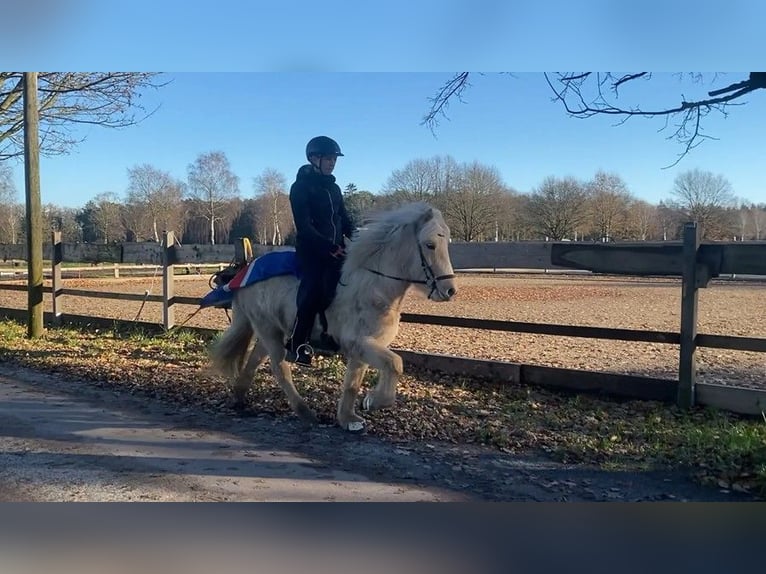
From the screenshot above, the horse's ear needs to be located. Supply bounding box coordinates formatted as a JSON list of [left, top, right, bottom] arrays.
[[417, 206, 434, 226]]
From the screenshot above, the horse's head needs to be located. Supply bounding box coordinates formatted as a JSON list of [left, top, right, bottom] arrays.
[[345, 202, 458, 302], [409, 205, 457, 302]]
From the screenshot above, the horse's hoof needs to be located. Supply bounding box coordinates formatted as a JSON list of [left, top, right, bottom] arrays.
[[345, 420, 366, 433], [229, 397, 248, 411], [296, 404, 319, 425]]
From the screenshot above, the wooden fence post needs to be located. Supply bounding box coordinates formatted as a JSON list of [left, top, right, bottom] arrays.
[[24, 72, 44, 338], [162, 231, 175, 331], [51, 230, 63, 325], [678, 221, 700, 409]]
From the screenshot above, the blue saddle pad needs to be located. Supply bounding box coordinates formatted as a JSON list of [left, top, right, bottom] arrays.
[[200, 250, 299, 309]]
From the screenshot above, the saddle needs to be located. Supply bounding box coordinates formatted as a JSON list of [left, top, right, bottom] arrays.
[[200, 251, 300, 310], [201, 251, 341, 354]]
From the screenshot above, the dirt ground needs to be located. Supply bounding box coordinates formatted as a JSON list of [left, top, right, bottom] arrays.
[[0, 363, 753, 502], [2, 272, 764, 389], [0, 365, 462, 501]]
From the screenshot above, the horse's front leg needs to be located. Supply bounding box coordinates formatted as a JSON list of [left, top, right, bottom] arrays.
[[352, 339, 403, 413], [336, 358, 369, 432]]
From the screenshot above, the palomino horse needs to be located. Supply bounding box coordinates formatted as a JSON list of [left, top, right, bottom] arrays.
[[209, 202, 457, 432]]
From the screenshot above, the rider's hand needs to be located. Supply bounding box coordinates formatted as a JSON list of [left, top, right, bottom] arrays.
[[329, 244, 346, 259]]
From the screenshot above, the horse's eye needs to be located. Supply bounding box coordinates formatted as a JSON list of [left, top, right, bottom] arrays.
[[425, 241, 436, 250]]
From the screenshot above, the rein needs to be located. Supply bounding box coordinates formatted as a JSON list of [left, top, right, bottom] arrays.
[[363, 243, 455, 299]]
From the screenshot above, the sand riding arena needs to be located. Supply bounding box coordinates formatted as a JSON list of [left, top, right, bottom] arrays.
[[1, 271, 764, 392]]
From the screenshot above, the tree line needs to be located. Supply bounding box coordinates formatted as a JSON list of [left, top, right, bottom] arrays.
[[1, 154, 764, 246], [1, 72, 763, 246]]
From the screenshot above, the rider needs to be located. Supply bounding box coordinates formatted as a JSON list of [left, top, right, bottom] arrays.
[[284, 135, 354, 366]]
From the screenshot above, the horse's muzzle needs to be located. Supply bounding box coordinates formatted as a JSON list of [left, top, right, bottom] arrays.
[[430, 284, 457, 302]]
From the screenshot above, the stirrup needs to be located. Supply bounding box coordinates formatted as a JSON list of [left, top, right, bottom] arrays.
[[296, 343, 314, 357], [285, 343, 314, 367], [311, 333, 340, 354]]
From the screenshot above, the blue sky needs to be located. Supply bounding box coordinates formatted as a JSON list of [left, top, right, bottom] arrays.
[[7, 72, 765, 209], [4, 1, 765, 208], [8, 1, 764, 71]]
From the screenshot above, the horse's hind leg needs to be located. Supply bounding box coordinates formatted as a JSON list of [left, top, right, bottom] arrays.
[[336, 358, 369, 432], [260, 333, 318, 425], [230, 340, 268, 409]]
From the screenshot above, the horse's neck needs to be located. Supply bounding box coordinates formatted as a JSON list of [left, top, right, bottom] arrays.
[[345, 268, 410, 304], [338, 257, 412, 312]]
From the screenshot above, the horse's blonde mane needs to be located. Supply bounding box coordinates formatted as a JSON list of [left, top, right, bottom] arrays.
[[343, 202, 437, 273]]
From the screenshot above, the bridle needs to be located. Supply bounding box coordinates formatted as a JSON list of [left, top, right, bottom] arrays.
[[364, 241, 455, 300]]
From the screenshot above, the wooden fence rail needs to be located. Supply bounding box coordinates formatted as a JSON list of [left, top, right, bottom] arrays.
[[1, 227, 765, 416]]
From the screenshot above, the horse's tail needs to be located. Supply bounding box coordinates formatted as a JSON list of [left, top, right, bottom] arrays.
[[209, 307, 254, 379]]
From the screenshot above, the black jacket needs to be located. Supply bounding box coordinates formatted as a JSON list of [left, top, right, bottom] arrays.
[[289, 164, 354, 257]]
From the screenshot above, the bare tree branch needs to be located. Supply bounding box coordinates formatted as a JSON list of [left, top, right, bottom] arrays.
[[421, 72, 471, 132], [0, 72, 167, 161], [424, 72, 765, 166], [545, 72, 764, 167], [613, 72, 649, 91]]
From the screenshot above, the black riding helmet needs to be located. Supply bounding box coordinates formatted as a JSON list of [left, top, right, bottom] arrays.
[[305, 136, 344, 160]]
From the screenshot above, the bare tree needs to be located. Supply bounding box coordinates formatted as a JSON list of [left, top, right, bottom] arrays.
[[382, 154, 461, 211], [253, 168, 291, 245], [737, 203, 766, 241], [85, 192, 123, 243], [428, 155, 461, 205], [42, 204, 83, 242], [496, 191, 532, 241], [186, 151, 240, 245], [523, 176, 588, 240], [125, 164, 185, 242], [443, 161, 507, 242], [656, 201, 683, 241], [736, 202, 751, 241], [625, 199, 659, 241], [383, 158, 438, 203], [251, 199, 271, 245], [585, 170, 633, 241], [751, 204, 766, 240], [670, 169, 737, 239], [0, 164, 22, 243], [120, 202, 150, 243], [0, 72, 165, 160], [424, 73, 766, 165]]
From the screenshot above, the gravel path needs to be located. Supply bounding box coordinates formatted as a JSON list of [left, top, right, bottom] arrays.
[[1, 364, 754, 502], [0, 366, 464, 501]]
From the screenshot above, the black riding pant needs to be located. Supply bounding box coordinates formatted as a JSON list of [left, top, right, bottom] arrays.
[[287, 251, 342, 351]]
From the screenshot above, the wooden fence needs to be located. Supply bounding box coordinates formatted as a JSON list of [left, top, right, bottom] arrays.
[[1, 225, 765, 416]]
